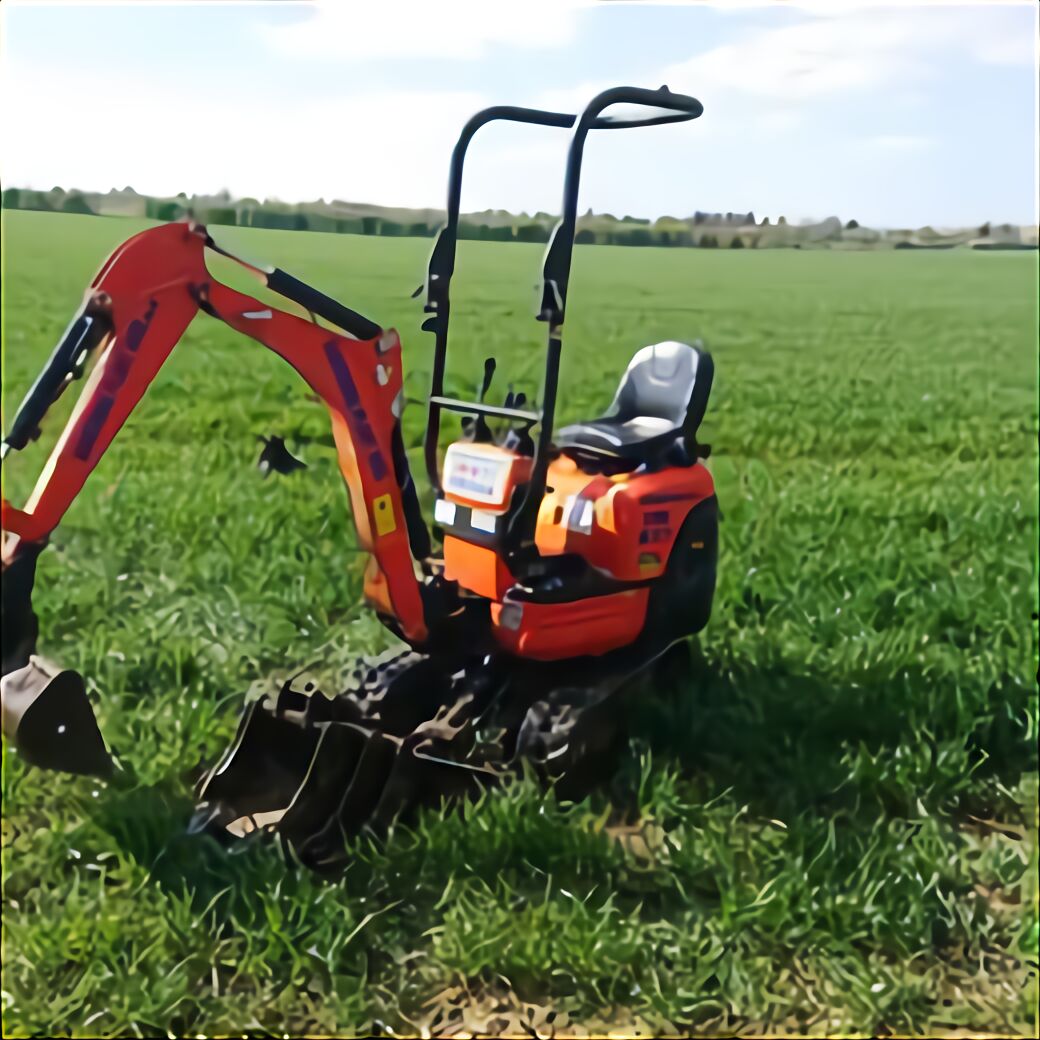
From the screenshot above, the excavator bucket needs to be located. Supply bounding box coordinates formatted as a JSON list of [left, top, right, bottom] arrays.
[[1, 539, 113, 777], [1, 658, 113, 777]]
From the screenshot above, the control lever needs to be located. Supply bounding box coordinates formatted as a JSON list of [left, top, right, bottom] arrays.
[[472, 357, 497, 442]]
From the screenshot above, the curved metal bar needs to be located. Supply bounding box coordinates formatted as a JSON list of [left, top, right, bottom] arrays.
[[506, 86, 703, 551], [541, 86, 703, 328], [422, 106, 577, 493]]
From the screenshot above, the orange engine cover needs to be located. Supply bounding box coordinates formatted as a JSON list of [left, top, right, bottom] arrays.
[[491, 588, 650, 661], [437, 435, 715, 661], [535, 454, 715, 582]]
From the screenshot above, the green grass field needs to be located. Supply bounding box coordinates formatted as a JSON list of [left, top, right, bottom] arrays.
[[2, 210, 1037, 1038]]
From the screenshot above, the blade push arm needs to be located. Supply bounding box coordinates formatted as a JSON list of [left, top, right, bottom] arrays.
[[2, 221, 429, 646]]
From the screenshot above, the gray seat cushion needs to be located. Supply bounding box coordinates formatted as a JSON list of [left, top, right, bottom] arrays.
[[556, 341, 713, 462]]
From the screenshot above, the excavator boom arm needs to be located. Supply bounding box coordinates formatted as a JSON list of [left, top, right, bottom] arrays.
[[1, 221, 429, 645]]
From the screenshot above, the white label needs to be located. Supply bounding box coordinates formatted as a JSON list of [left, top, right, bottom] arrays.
[[443, 444, 511, 505], [434, 498, 457, 525], [470, 509, 497, 534]]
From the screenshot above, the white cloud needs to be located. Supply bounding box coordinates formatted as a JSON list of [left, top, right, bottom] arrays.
[[659, 5, 1034, 104], [531, 5, 1025, 143], [665, 28, 893, 103], [0, 55, 487, 206], [972, 31, 1037, 68], [864, 134, 934, 152], [258, 0, 585, 60]]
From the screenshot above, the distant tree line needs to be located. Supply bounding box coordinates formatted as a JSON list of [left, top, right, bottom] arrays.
[[6, 185, 1025, 250], [1, 186, 777, 248]]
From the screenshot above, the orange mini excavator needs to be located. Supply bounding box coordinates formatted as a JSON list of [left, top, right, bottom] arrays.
[[1, 86, 717, 868]]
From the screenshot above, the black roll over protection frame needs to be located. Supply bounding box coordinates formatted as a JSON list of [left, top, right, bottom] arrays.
[[418, 85, 703, 554]]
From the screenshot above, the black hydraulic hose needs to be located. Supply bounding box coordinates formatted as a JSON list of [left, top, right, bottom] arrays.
[[203, 231, 383, 341], [265, 268, 382, 341]]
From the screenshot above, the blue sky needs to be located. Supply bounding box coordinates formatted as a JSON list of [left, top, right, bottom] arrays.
[[2, 1, 1036, 227]]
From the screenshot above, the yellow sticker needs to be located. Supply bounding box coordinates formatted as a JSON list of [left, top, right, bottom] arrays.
[[373, 493, 396, 536]]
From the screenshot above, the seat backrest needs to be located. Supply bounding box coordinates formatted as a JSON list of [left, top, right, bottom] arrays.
[[611, 340, 713, 438]]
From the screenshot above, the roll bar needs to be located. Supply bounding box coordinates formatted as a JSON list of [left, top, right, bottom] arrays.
[[422, 105, 578, 491], [508, 86, 703, 549], [418, 86, 703, 557]]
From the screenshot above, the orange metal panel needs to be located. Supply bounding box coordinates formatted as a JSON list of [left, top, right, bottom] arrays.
[[534, 455, 715, 583], [491, 587, 650, 661], [443, 536, 514, 601]]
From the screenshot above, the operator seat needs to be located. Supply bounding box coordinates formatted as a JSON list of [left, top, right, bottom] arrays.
[[555, 340, 713, 466]]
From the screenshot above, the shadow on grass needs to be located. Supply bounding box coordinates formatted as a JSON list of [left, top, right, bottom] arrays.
[[79, 639, 1033, 924], [626, 641, 1034, 824], [81, 770, 312, 930]]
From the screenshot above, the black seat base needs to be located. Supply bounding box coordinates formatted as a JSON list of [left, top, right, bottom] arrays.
[[556, 426, 695, 473]]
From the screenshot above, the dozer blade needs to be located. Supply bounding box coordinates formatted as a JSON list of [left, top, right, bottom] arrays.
[[295, 729, 400, 869], [0, 657, 113, 777], [190, 651, 498, 862]]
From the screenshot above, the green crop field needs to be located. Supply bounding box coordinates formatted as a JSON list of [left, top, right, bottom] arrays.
[[1, 210, 1037, 1038]]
